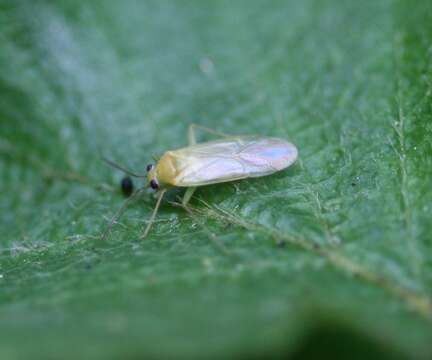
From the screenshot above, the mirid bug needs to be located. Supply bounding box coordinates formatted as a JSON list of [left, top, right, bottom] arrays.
[[103, 124, 298, 239]]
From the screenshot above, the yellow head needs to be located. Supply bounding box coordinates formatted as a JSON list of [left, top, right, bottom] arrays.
[[146, 153, 178, 189]]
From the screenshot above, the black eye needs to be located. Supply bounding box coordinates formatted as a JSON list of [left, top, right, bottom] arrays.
[[120, 176, 134, 197], [150, 179, 159, 190], [146, 164, 154, 172]]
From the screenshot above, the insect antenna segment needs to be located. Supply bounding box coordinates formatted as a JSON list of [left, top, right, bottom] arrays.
[[101, 156, 147, 178]]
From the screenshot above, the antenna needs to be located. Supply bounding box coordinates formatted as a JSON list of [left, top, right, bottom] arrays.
[[101, 156, 147, 178]]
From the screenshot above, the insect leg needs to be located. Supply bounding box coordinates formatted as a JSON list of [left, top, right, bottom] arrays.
[[188, 123, 231, 145], [182, 186, 197, 206], [141, 188, 167, 239], [101, 187, 147, 241]]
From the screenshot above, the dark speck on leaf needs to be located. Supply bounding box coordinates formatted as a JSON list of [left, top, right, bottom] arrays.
[[276, 240, 287, 248], [121, 176, 134, 197], [351, 176, 360, 187]]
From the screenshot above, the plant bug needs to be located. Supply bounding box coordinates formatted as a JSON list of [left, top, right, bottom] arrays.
[[102, 124, 298, 240]]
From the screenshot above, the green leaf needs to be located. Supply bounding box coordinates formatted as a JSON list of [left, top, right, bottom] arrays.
[[1, 0, 432, 358]]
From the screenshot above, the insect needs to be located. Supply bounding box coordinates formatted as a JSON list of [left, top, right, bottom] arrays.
[[120, 176, 134, 197], [103, 124, 298, 239]]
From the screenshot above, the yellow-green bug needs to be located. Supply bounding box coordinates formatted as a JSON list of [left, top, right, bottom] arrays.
[[104, 124, 298, 239]]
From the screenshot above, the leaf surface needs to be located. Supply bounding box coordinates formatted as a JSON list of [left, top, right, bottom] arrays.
[[1, 0, 432, 358]]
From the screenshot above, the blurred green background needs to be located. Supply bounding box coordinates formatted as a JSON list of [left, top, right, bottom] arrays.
[[1, 0, 432, 358]]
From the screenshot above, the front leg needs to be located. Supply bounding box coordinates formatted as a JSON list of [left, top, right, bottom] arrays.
[[141, 188, 167, 239]]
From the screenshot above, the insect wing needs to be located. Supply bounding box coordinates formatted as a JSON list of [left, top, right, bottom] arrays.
[[172, 136, 297, 186]]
